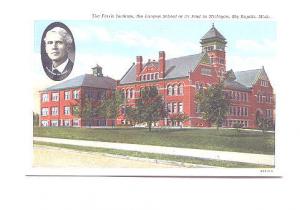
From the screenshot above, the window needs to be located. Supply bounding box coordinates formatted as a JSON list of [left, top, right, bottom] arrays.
[[73, 90, 80, 99], [201, 68, 212, 76], [167, 85, 172, 96], [151, 74, 154, 80], [178, 84, 184, 95], [178, 102, 183, 113], [143, 75, 146, 81], [261, 80, 269, 87], [241, 107, 244, 116], [73, 119, 80, 127], [64, 119, 71, 127], [147, 74, 150, 80], [266, 109, 272, 118], [130, 89, 133, 99], [126, 89, 130, 99], [172, 102, 177, 113], [51, 107, 58, 116], [41, 108, 49, 116], [64, 106, 70, 115], [64, 91, 70, 100], [41, 120, 49, 127], [245, 107, 248, 116], [155, 73, 159, 80], [51, 120, 59, 127], [51, 92, 59, 101], [204, 46, 214, 52], [167, 103, 172, 113], [42, 94, 49, 102], [173, 85, 178, 96]]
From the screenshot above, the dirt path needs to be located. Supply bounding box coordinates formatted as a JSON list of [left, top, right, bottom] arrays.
[[33, 145, 179, 168]]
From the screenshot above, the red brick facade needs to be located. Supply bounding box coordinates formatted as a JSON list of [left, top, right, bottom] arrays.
[[39, 70, 116, 127], [116, 25, 275, 129]]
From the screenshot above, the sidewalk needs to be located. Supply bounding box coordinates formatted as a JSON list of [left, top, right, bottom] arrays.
[[33, 137, 275, 166]]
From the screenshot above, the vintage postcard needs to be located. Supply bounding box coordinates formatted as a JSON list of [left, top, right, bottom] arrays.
[[30, 17, 278, 176]]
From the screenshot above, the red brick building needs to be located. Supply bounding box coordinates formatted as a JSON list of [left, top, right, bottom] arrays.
[[39, 66, 116, 127], [116, 24, 275, 128]]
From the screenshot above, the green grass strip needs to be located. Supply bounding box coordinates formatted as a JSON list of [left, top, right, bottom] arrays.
[[33, 127, 275, 155]]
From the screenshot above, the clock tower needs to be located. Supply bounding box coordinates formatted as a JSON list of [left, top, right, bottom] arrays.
[[200, 23, 227, 80]]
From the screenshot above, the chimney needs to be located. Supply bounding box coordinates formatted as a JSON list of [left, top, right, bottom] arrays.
[[92, 64, 103, 77], [136, 56, 143, 81], [159, 51, 165, 79]]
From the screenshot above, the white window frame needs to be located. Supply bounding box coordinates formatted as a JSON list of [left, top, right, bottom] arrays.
[[42, 93, 49, 102], [41, 120, 49, 127], [64, 119, 71, 127], [51, 92, 59, 101], [64, 106, 71, 115], [64, 91, 71, 100], [178, 102, 183, 113], [51, 107, 59, 116], [51, 120, 59, 127], [73, 119, 80, 127], [41, 108, 49, 116], [73, 90, 80, 99]]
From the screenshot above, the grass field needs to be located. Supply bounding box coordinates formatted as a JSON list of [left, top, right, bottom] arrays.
[[33, 127, 275, 155]]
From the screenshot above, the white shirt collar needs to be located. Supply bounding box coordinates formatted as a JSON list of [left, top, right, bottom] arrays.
[[52, 59, 69, 73]]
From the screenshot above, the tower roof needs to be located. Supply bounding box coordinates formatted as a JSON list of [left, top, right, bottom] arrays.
[[201, 24, 226, 43]]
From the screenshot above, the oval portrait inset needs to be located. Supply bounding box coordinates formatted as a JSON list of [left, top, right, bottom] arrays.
[[41, 22, 75, 81]]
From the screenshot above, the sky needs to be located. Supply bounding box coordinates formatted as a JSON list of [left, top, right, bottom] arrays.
[[33, 20, 276, 112]]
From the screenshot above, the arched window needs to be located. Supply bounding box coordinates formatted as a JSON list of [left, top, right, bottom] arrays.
[[127, 89, 130, 99], [167, 85, 172, 96], [178, 84, 183, 95], [173, 85, 178, 96]]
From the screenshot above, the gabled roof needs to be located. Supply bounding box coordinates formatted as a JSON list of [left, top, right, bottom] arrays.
[[235, 69, 263, 88], [119, 53, 205, 85], [44, 74, 116, 91], [224, 80, 250, 92], [201, 24, 226, 42]]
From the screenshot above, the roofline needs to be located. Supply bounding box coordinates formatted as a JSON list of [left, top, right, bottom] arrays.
[[119, 62, 135, 81], [118, 76, 189, 86]]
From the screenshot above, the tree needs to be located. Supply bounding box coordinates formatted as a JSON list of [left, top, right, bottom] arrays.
[[135, 86, 167, 131], [81, 97, 96, 127], [124, 106, 140, 126], [98, 90, 123, 127], [195, 83, 230, 130], [256, 115, 273, 134], [33, 112, 39, 126], [169, 113, 189, 128]]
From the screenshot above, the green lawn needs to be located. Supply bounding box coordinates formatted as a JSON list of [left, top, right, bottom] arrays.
[[33, 127, 275, 155]]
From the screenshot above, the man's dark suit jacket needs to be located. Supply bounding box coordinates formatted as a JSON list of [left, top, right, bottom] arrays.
[[44, 59, 74, 81]]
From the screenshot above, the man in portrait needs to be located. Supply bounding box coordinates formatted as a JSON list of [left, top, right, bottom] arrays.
[[43, 26, 74, 81]]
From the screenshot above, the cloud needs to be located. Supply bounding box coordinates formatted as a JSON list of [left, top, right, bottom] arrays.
[[71, 25, 199, 58], [226, 54, 279, 85], [235, 39, 276, 53], [72, 52, 133, 79]]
